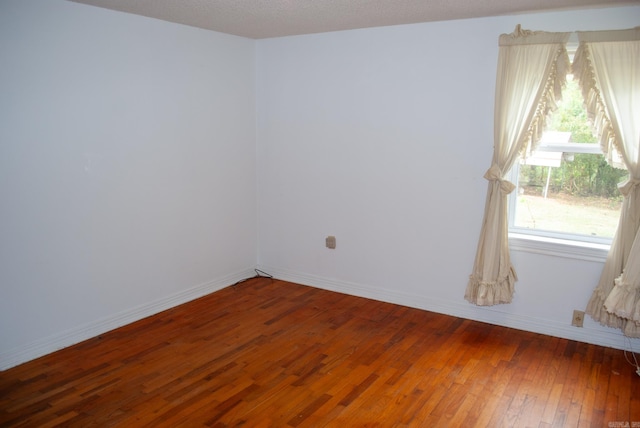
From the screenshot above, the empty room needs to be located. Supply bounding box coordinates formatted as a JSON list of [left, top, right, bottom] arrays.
[[1, 0, 639, 426]]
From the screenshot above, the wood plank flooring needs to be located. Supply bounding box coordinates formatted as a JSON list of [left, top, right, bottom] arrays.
[[1, 278, 639, 427]]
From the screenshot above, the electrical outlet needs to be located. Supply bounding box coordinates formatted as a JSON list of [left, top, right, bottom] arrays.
[[325, 236, 336, 249], [572, 310, 584, 327]]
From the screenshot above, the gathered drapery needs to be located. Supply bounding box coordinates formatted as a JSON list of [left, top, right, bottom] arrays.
[[577, 28, 640, 337], [466, 26, 570, 306], [466, 25, 640, 337]]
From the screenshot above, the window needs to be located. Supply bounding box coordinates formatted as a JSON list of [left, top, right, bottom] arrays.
[[508, 76, 627, 250]]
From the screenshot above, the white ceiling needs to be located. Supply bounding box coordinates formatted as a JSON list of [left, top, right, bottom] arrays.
[[69, 0, 638, 39]]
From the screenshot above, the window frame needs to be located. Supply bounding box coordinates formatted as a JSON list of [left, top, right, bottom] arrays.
[[507, 141, 616, 262]]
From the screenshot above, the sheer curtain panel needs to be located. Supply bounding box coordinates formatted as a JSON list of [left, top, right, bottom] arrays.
[[577, 28, 640, 337], [466, 26, 570, 306]]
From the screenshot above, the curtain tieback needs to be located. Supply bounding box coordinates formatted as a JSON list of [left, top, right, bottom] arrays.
[[618, 178, 640, 196], [484, 164, 516, 194]]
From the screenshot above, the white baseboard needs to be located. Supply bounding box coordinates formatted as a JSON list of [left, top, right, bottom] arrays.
[[5, 266, 635, 371], [0, 268, 256, 371], [258, 265, 639, 352]]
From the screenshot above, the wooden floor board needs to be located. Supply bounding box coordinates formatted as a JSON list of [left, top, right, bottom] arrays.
[[1, 278, 638, 427]]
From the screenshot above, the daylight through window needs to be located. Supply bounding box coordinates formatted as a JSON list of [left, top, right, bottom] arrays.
[[508, 76, 628, 243]]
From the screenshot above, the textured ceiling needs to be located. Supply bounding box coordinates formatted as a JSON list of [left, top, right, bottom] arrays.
[[69, 0, 638, 39]]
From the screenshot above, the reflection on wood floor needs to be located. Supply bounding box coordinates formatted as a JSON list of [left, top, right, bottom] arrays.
[[1, 278, 639, 427]]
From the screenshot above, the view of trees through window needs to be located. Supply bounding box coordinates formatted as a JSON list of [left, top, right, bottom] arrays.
[[513, 77, 627, 239]]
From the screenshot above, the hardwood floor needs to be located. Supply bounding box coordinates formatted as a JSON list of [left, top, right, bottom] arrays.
[[1, 278, 639, 427]]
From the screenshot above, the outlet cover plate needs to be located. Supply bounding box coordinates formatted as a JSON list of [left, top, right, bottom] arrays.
[[326, 236, 336, 249], [572, 309, 584, 327]]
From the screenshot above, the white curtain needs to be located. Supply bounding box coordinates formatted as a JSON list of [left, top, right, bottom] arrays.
[[466, 26, 570, 305], [577, 28, 640, 337]]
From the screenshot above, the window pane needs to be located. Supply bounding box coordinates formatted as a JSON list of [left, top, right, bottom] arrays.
[[514, 157, 624, 238], [511, 77, 626, 240]]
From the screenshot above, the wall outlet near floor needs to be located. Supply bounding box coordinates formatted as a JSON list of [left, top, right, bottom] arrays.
[[325, 236, 336, 249], [572, 310, 585, 327]]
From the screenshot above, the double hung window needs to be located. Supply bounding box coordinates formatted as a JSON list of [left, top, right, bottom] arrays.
[[508, 77, 626, 251]]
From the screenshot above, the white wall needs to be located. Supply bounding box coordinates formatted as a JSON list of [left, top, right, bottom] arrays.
[[2, 1, 638, 372], [0, 0, 257, 369], [256, 6, 640, 350]]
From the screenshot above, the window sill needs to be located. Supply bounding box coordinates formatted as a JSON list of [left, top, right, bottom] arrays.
[[508, 232, 610, 263]]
